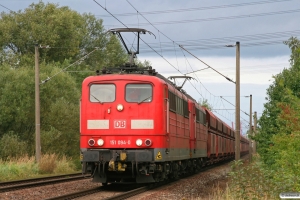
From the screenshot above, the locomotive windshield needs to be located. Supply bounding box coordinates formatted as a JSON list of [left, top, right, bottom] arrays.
[[126, 84, 152, 103], [90, 84, 116, 103]]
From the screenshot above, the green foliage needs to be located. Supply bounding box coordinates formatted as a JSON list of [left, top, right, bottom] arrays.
[[248, 37, 300, 197], [0, 62, 80, 157], [0, 155, 77, 181], [228, 159, 277, 199], [0, 132, 27, 160], [0, 1, 128, 70], [268, 132, 300, 192], [0, 156, 38, 181], [198, 98, 213, 110], [0, 1, 148, 162], [229, 155, 300, 199], [41, 98, 79, 157], [257, 37, 300, 164], [0, 65, 36, 142], [104, 35, 128, 67], [0, 1, 84, 63], [284, 36, 300, 65], [135, 59, 152, 68]]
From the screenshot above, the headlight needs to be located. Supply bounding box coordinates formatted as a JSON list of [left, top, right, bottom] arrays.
[[136, 139, 142, 146], [97, 139, 104, 146], [88, 139, 95, 146], [117, 104, 124, 111]]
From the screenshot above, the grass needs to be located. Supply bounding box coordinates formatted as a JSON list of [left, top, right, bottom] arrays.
[[208, 183, 273, 200], [208, 156, 279, 200], [0, 154, 79, 182]]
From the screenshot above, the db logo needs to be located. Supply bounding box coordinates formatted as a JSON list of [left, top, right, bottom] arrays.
[[114, 120, 126, 128]]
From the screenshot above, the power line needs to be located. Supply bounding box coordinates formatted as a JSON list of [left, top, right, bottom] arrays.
[[40, 47, 99, 84], [138, 30, 300, 49], [96, 0, 293, 17], [93, 0, 252, 124], [104, 8, 300, 27], [136, 39, 292, 54], [93, 0, 183, 75], [0, 3, 14, 12], [125, 0, 253, 122], [126, 0, 234, 84], [220, 96, 249, 116], [179, 45, 235, 83]]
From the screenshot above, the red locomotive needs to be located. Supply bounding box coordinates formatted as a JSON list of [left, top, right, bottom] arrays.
[[80, 28, 249, 185]]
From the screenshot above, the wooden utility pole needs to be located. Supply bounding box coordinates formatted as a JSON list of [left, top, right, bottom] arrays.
[[253, 111, 257, 154], [35, 44, 41, 163], [235, 41, 241, 160], [249, 94, 252, 162]]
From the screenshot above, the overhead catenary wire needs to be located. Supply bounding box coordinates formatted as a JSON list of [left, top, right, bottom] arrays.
[[179, 45, 235, 83], [137, 39, 296, 53], [128, 3, 233, 116], [137, 29, 300, 49], [104, 8, 300, 27], [126, 0, 235, 84], [220, 96, 249, 116], [96, 0, 292, 17], [93, 0, 253, 127], [40, 47, 99, 85], [93, 0, 183, 76], [125, 0, 252, 124], [0, 3, 14, 12]]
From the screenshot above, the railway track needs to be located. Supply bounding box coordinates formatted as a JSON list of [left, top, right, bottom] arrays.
[[0, 173, 88, 192], [45, 183, 144, 200], [47, 157, 241, 200], [2, 156, 247, 199], [45, 186, 105, 200]]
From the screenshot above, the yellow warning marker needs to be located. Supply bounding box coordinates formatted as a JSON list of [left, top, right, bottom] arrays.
[[156, 151, 162, 160]]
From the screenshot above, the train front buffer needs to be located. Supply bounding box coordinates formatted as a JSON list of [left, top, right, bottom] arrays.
[[81, 148, 165, 183]]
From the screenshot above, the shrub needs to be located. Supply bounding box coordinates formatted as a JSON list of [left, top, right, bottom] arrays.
[[0, 132, 27, 160], [54, 156, 76, 174], [228, 158, 277, 200], [38, 154, 57, 174]]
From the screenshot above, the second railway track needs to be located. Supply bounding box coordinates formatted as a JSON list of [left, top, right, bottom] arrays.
[[0, 173, 89, 192]]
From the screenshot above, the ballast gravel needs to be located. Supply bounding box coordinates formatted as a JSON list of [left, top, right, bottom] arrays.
[[0, 161, 234, 200]]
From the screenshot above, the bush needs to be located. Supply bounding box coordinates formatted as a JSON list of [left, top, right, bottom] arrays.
[[0, 132, 27, 160], [268, 130, 300, 192], [228, 158, 277, 200]]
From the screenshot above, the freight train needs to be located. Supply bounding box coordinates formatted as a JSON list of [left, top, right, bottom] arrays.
[[80, 28, 249, 185]]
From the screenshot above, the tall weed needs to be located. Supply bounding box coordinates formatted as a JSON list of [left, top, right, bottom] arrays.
[[38, 154, 58, 174], [228, 156, 279, 200]]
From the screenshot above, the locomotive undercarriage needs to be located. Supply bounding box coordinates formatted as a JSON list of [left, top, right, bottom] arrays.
[[81, 149, 209, 184]]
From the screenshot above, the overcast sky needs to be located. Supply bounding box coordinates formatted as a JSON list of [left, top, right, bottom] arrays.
[[1, 0, 299, 133]]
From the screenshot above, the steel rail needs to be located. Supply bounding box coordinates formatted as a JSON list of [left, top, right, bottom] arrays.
[[0, 173, 88, 193]]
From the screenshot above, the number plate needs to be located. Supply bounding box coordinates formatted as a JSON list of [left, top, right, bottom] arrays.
[[114, 120, 126, 128]]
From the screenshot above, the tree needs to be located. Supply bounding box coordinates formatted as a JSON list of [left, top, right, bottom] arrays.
[[0, 1, 128, 69], [284, 36, 300, 65], [256, 36, 300, 165], [0, 2, 85, 63], [0, 62, 80, 156], [198, 98, 213, 110]]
